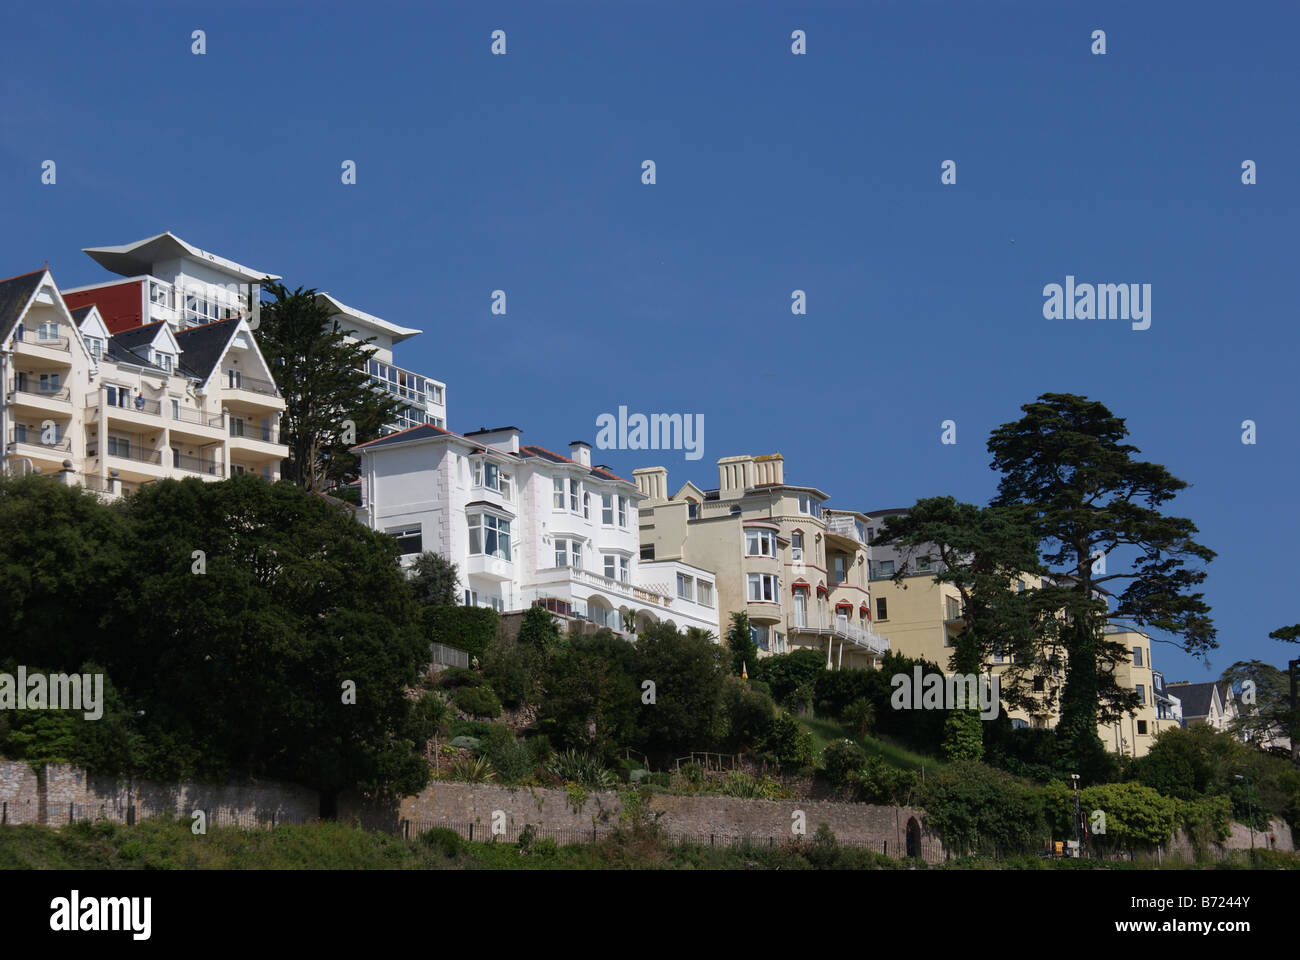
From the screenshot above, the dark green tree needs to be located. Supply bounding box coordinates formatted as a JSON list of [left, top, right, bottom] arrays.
[[725, 610, 758, 677], [1267, 624, 1300, 765], [635, 622, 726, 756], [408, 551, 460, 607], [517, 604, 561, 655], [254, 281, 403, 491], [537, 631, 639, 756], [987, 394, 1216, 779]]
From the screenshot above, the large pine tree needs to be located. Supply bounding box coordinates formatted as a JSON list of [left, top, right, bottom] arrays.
[[254, 281, 403, 490], [987, 393, 1217, 778]]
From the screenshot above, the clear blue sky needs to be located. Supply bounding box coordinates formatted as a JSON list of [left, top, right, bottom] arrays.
[[3, 1, 1297, 681]]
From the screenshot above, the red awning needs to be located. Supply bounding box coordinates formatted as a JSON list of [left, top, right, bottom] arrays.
[[791, 579, 810, 593], [835, 601, 853, 611], [816, 583, 830, 597]]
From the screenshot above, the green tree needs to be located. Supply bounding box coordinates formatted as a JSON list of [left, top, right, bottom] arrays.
[[407, 551, 459, 607], [988, 394, 1217, 779], [755, 648, 826, 708], [635, 622, 726, 755], [1266, 624, 1300, 765], [254, 281, 403, 490], [517, 604, 561, 655], [538, 631, 640, 756], [726, 611, 758, 677]]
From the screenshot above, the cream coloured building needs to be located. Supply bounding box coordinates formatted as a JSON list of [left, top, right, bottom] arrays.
[[634, 453, 888, 670], [2, 267, 287, 493]]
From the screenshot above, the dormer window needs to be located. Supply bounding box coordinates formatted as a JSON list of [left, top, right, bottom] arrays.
[[798, 494, 822, 518], [85, 337, 103, 360], [155, 351, 174, 373], [474, 460, 512, 500]]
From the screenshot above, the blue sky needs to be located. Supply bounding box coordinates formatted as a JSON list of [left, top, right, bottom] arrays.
[[3, 1, 1297, 680]]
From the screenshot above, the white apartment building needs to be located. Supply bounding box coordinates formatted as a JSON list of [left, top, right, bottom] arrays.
[[315, 293, 447, 433], [2, 267, 287, 493], [353, 424, 719, 637]]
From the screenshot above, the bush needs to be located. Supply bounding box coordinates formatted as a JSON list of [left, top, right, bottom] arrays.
[[453, 684, 502, 719], [755, 649, 826, 705], [424, 605, 499, 663], [445, 755, 496, 783], [920, 761, 1046, 856], [546, 749, 617, 789], [842, 698, 875, 738], [482, 632, 543, 709], [447, 719, 496, 740], [847, 755, 918, 805], [823, 739, 868, 788], [418, 827, 464, 857], [525, 733, 554, 767], [482, 735, 534, 785], [763, 713, 814, 769], [721, 677, 775, 751], [437, 667, 484, 690], [941, 711, 985, 762]]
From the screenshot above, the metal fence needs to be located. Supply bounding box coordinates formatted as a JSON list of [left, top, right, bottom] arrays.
[[430, 643, 469, 668], [5, 800, 315, 830]]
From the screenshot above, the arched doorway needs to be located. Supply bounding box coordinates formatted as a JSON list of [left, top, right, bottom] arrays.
[[906, 817, 921, 859]]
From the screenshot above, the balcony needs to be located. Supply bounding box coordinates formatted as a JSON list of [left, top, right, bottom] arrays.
[[11, 328, 72, 362], [787, 613, 890, 655], [825, 514, 867, 546], [166, 404, 227, 441], [7, 380, 72, 414], [220, 372, 285, 413], [170, 452, 225, 478], [7, 429, 71, 453], [533, 564, 673, 609]]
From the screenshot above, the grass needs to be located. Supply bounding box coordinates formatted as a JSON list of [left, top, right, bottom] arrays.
[[796, 714, 945, 774]]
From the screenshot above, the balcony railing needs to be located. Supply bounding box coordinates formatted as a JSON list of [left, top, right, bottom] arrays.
[[787, 614, 889, 654], [88, 443, 164, 466], [13, 329, 70, 350], [171, 453, 225, 477], [7, 429, 71, 451], [230, 425, 281, 444], [222, 373, 279, 397], [825, 515, 866, 543], [8, 380, 71, 403], [171, 405, 225, 428], [531, 594, 627, 632]]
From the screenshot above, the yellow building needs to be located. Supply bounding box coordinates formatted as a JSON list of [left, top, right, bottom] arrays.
[[634, 454, 887, 669]]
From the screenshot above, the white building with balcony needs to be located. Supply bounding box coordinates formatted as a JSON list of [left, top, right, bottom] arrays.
[[315, 293, 447, 433], [352, 424, 718, 638]]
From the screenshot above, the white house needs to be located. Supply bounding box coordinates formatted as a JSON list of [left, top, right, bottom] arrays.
[[353, 424, 719, 638]]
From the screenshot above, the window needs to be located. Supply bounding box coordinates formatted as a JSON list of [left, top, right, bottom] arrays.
[[37, 321, 60, 342], [601, 493, 613, 524], [687, 500, 699, 519], [555, 539, 582, 569], [617, 495, 627, 527], [677, 573, 694, 600], [227, 369, 242, 389], [876, 597, 888, 621], [230, 418, 245, 438], [745, 528, 777, 557], [866, 526, 875, 544], [604, 555, 616, 580], [1135, 684, 1145, 704], [1012, 718, 1028, 730], [1137, 720, 1148, 735], [1017, 579, 1026, 593], [640, 543, 655, 561], [877, 559, 894, 577], [791, 531, 803, 562], [945, 596, 962, 621], [105, 385, 128, 408], [38, 372, 61, 393], [13, 423, 27, 443], [797, 494, 822, 517], [388, 525, 422, 555], [619, 557, 630, 583], [1033, 676, 1046, 693], [468, 514, 512, 561], [750, 624, 770, 651], [916, 555, 931, 571], [155, 352, 173, 373], [697, 581, 713, 606], [569, 478, 580, 512], [170, 398, 180, 419], [475, 461, 512, 499], [1132, 646, 1143, 667], [85, 337, 103, 360], [107, 436, 131, 458], [552, 477, 565, 510], [747, 573, 779, 602], [832, 556, 847, 584], [584, 492, 591, 519]]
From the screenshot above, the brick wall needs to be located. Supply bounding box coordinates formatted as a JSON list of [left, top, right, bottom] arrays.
[[0, 762, 317, 826], [339, 780, 946, 863]]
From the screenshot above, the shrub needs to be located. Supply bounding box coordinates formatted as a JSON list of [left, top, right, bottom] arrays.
[[847, 755, 918, 805], [437, 667, 484, 690], [407, 692, 449, 742], [721, 677, 776, 751], [755, 649, 826, 705], [418, 827, 464, 857], [453, 684, 502, 719], [762, 713, 815, 769], [920, 761, 1046, 856], [424, 605, 499, 663], [447, 719, 496, 740], [483, 736, 534, 785], [719, 770, 789, 800], [823, 739, 868, 788], [482, 632, 543, 708], [525, 733, 554, 767], [445, 755, 496, 783], [941, 711, 985, 762], [842, 697, 875, 739], [546, 749, 617, 789]]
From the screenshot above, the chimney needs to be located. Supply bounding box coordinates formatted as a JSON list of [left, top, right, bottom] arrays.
[[633, 466, 668, 503], [465, 425, 521, 453], [717, 455, 755, 500], [569, 441, 592, 467], [754, 453, 784, 487]]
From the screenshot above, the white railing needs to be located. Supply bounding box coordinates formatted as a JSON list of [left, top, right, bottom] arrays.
[[542, 565, 672, 607], [787, 615, 889, 654], [825, 515, 865, 542]]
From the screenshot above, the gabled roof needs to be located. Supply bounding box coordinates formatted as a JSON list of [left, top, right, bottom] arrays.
[[110, 319, 179, 354], [172, 317, 242, 381], [104, 338, 168, 373], [0, 268, 48, 344], [1165, 681, 1219, 719], [83, 232, 279, 283]]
